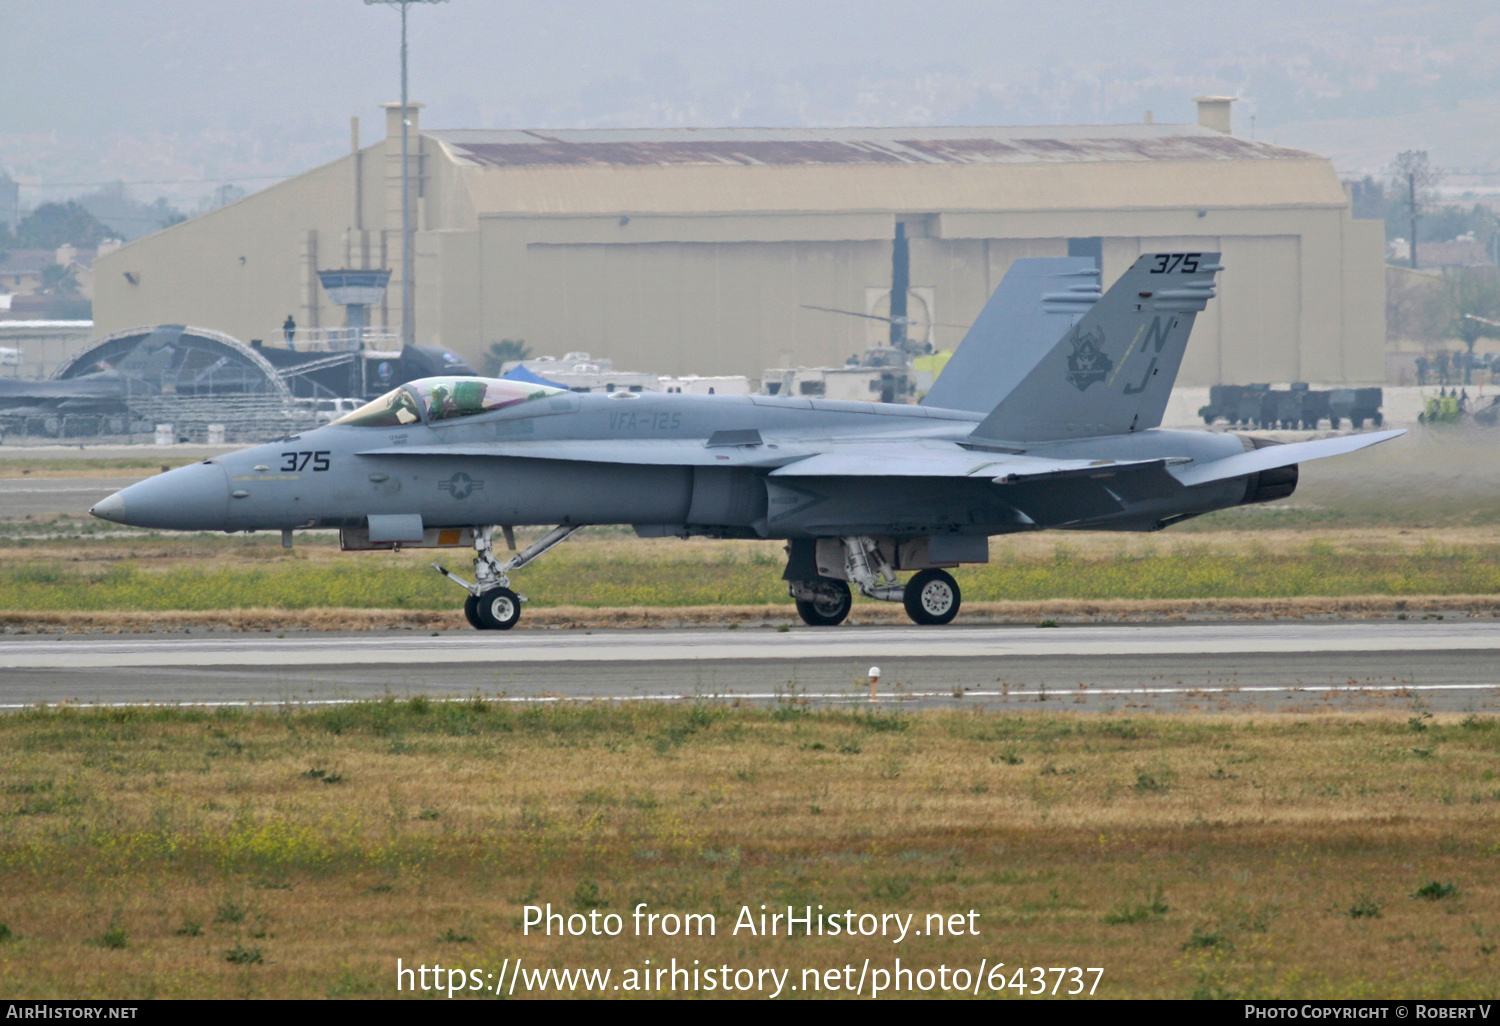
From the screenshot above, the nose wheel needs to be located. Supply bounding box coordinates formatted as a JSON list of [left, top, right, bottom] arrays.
[[435, 524, 580, 631], [469, 587, 522, 630]]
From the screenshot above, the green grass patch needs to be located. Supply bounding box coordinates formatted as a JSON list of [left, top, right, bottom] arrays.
[[1, 535, 1499, 611]]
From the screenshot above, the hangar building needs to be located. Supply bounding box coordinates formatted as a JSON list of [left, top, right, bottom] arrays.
[[94, 99, 1386, 387]]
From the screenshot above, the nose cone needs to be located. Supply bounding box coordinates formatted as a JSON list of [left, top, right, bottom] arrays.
[[90, 462, 230, 530], [90, 490, 127, 523]]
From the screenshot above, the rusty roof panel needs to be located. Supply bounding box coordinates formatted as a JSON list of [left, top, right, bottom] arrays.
[[434, 127, 1316, 169]]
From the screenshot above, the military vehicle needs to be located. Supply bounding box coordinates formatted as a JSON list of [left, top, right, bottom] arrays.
[[91, 253, 1401, 629], [1199, 384, 1383, 430]]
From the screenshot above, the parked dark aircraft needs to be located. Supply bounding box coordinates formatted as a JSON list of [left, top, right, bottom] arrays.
[[0, 325, 475, 436]]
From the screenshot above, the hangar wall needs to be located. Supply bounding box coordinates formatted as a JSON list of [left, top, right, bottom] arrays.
[[96, 112, 1388, 387]]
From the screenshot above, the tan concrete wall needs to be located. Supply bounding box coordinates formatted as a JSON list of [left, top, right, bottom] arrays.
[[465, 212, 1384, 386], [95, 156, 364, 343]]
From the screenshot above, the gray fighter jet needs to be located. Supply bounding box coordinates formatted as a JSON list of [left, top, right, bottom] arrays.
[[91, 252, 1401, 629]]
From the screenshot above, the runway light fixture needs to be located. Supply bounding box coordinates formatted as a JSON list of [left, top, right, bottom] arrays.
[[364, 0, 449, 349]]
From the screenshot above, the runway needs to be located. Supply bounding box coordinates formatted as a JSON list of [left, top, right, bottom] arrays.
[[0, 620, 1495, 713], [0, 477, 140, 518]]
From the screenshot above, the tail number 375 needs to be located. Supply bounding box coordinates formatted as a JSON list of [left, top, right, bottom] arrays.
[[1150, 253, 1201, 273], [281, 451, 331, 472]]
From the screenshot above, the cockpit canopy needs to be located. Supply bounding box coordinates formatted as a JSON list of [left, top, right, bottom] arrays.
[[330, 376, 565, 428]]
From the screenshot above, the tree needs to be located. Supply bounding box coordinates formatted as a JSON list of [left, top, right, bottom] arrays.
[[39, 263, 80, 296], [1386, 151, 1444, 269], [481, 339, 531, 376], [1448, 266, 1500, 357], [15, 202, 116, 249]]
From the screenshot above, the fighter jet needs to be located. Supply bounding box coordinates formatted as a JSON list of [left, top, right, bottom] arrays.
[[91, 252, 1401, 629]]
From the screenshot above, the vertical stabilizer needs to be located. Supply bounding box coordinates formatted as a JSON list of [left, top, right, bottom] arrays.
[[970, 252, 1220, 441], [921, 257, 1100, 414]]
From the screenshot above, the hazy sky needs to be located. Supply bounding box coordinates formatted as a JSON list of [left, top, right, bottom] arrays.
[[4, 0, 1497, 203]]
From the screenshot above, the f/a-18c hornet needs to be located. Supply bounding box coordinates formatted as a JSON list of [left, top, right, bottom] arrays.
[[92, 253, 1401, 630]]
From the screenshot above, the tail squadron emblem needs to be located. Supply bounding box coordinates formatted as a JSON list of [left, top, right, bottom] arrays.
[[1064, 327, 1111, 391]]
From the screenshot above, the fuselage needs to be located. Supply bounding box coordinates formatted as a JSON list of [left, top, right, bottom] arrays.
[[92, 385, 1261, 538]]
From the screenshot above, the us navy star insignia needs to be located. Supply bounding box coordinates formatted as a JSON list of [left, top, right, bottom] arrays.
[[440, 472, 483, 500]]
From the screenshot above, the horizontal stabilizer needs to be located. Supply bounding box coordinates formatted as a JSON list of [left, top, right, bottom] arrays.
[[1170, 430, 1404, 487]]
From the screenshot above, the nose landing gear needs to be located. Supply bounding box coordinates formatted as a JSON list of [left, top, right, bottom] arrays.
[[435, 524, 580, 631]]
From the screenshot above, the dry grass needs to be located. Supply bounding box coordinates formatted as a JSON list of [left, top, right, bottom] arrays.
[[0, 524, 1498, 619], [0, 702, 1496, 999]]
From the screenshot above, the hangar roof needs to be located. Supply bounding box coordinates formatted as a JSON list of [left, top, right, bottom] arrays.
[[431, 124, 1315, 169]]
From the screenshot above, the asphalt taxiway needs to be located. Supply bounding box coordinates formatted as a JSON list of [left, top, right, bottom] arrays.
[[0, 477, 142, 518], [0, 620, 1495, 713]]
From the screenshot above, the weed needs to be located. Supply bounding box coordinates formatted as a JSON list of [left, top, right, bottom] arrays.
[[855, 711, 909, 733], [1409, 712, 1433, 732], [1412, 881, 1459, 901], [175, 918, 203, 937], [573, 879, 604, 910], [417, 807, 440, 821], [224, 943, 263, 965], [1103, 888, 1169, 924], [777, 623, 791, 632], [0, 924, 13, 943], [438, 929, 473, 943], [1037, 620, 1060, 628], [1134, 770, 1171, 794], [215, 899, 248, 924], [1348, 896, 1383, 919], [96, 922, 127, 949], [1183, 927, 1233, 950], [838, 741, 863, 755]]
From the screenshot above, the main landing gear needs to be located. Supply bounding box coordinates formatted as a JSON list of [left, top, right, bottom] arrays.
[[787, 536, 962, 628], [434, 525, 580, 631]]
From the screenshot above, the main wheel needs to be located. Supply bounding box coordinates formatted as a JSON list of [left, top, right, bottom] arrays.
[[904, 568, 961, 626], [463, 593, 485, 630], [793, 579, 852, 627], [474, 587, 522, 630]]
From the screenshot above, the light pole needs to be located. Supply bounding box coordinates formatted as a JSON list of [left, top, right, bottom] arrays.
[[365, 0, 448, 348]]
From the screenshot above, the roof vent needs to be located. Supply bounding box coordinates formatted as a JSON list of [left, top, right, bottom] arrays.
[[381, 101, 424, 141], [1192, 96, 1235, 134]]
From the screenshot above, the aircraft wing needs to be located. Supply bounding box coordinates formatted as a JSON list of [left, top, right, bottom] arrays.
[[355, 439, 807, 468], [360, 437, 1178, 482], [766, 441, 1179, 482], [1170, 430, 1404, 487]]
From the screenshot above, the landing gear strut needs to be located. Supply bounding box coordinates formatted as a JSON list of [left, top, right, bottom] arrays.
[[434, 525, 580, 631], [787, 536, 964, 627]]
